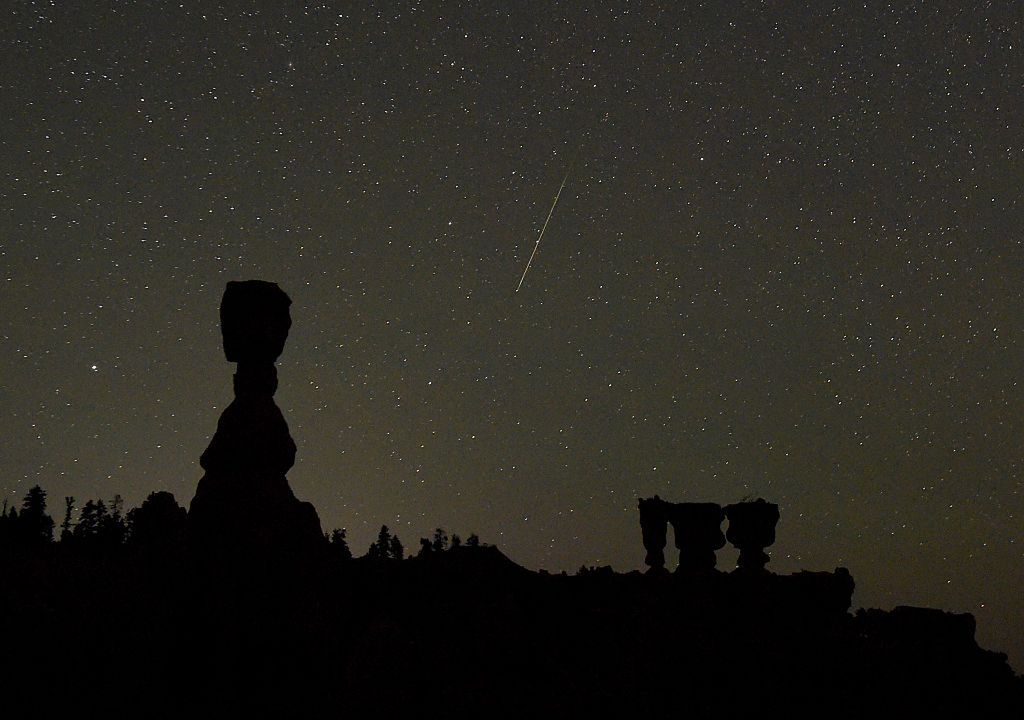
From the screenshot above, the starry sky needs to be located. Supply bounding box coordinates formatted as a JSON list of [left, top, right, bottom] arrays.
[[3, 2, 1022, 668]]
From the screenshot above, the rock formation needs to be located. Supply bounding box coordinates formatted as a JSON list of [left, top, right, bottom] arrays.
[[639, 496, 783, 574], [724, 499, 779, 573], [670, 502, 726, 575], [639, 497, 726, 575], [638, 496, 669, 572], [187, 280, 324, 562]]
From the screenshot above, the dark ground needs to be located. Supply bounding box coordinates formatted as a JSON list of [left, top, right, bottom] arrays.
[[3, 541, 1021, 718]]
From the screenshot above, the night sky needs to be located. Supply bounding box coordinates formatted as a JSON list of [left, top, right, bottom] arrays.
[[3, 3, 1022, 669]]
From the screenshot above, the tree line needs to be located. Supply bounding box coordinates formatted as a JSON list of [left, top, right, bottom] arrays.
[[2, 485, 481, 563], [0, 484, 185, 550]]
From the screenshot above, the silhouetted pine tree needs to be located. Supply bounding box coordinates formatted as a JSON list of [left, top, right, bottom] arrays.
[[418, 537, 433, 556], [327, 528, 352, 562], [366, 525, 392, 560], [389, 534, 404, 561], [431, 528, 449, 553], [125, 491, 186, 550], [98, 495, 126, 545], [74, 500, 100, 541], [60, 496, 75, 542], [366, 525, 405, 561], [18, 485, 54, 545]]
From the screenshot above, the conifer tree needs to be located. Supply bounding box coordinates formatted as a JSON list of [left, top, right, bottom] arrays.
[[100, 495, 126, 545], [327, 528, 352, 562], [388, 534, 404, 561], [367, 525, 392, 560], [125, 491, 186, 548], [60, 496, 75, 542], [75, 500, 99, 540], [19, 485, 54, 544], [431, 528, 449, 553]]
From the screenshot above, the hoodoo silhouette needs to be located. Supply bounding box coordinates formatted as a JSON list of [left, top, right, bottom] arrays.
[[725, 498, 780, 573], [3, 284, 1021, 717], [640, 496, 781, 574], [186, 280, 323, 561], [639, 496, 727, 575]]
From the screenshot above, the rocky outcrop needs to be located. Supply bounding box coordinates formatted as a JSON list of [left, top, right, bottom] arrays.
[[724, 499, 779, 573], [187, 280, 324, 562], [639, 496, 782, 574]]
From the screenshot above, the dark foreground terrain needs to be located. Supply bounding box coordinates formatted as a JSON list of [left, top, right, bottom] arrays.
[[4, 541, 1022, 718]]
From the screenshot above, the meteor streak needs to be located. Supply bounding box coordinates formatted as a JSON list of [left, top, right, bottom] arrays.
[[515, 168, 571, 293]]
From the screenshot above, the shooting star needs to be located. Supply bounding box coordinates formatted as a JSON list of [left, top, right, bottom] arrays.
[[515, 168, 571, 293]]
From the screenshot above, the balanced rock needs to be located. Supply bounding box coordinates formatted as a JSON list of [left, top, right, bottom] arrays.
[[188, 281, 324, 562]]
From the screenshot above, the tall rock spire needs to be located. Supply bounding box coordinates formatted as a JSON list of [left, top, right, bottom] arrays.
[[187, 280, 324, 562]]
